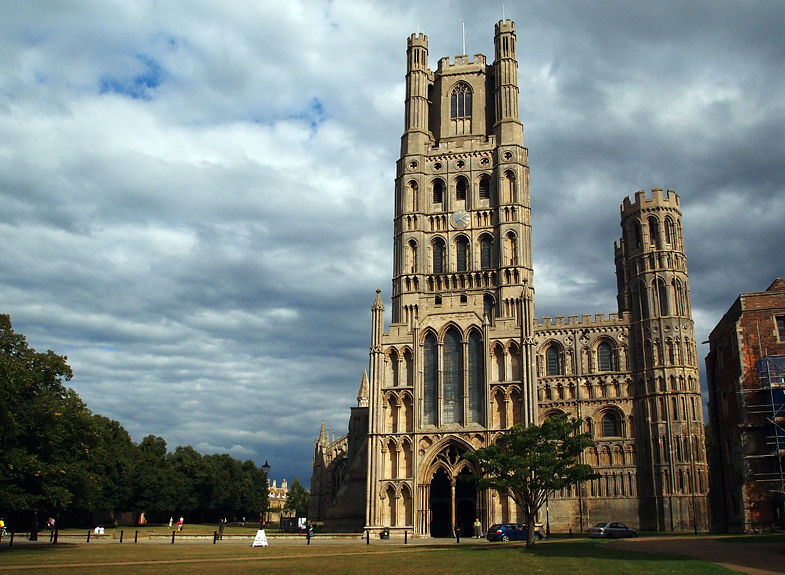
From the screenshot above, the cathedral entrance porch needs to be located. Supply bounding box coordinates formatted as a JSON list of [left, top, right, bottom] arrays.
[[428, 467, 477, 538]]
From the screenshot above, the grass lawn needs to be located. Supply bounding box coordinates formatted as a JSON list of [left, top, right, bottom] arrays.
[[0, 538, 741, 575]]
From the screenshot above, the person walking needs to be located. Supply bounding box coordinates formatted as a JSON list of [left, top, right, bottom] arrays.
[[473, 518, 482, 539], [218, 518, 225, 540]]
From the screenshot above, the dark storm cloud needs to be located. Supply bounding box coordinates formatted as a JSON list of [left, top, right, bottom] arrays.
[[0, 0, 782, 484]]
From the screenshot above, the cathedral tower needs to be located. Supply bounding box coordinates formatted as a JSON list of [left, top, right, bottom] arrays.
[[616, 189, 708, 531], [365, 20, 536, 537]]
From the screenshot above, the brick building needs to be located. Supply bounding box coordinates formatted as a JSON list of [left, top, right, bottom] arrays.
[[706, 278, 785, 532]]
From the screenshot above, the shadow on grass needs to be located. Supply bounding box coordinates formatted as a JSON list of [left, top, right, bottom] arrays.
[[0, 542, 80, 554], [462, 539, 693, 563]]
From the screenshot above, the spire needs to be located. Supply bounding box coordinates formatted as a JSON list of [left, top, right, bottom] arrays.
[[372, 289, 384, 310], [358, 368, 370, 407], [318, 420, 327, 445]]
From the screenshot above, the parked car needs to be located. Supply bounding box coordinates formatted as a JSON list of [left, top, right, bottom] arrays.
[[486, 523, 544, 542], [587, 522, 638, 538]]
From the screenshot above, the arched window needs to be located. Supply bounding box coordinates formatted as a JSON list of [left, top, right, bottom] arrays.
[[450, 83, 472, 135], [664, 216, 674, 245], [432, 239, 445, 274], [483, 294, 495, 323], [479, 175, 490, 200], [406, 240, 417, 274], [598, 342, 613, 372], [480, 235, 493, 269], [432, 179, 444, 204], [655, 279, 669, 315], [455, 178, 467, 201], [450, 83, 471, 118], [455, 236, 469, 272], [504, 231, 518, 266], [502, 171, 515, 204], [634, 222, 643, 249], [423, 333, 438, 425], [602, 413, 619, 437], [442, 328, 463, 424], [467, 330, 484, 424], [648, 217, 659, 246], [404, 180, 418, 212], [546, 346, 561, 376]]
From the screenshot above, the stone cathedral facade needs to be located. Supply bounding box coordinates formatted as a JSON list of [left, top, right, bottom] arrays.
[[310, 20, 709, 536]]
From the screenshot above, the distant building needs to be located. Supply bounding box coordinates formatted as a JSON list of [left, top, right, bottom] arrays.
[[706, 278, 785, 532], [265, 478, 293, 524], [310, 20, 709, 536]]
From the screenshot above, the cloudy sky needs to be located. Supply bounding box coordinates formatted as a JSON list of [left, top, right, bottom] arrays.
[[2, 1, 783, 486]]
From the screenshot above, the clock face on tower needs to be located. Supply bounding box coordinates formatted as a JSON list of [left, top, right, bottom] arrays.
[[450, 210, 470, 230]]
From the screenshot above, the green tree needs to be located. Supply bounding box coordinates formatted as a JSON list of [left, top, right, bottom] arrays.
[[284, 477, 309, 518], [0, 314, 89, 513], [464, 414, 597, 547]]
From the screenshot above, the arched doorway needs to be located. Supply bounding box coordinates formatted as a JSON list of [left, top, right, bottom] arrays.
[[427, 465, 478, 537], [455, 467, 476, 538], [430, 468, 451, 537]]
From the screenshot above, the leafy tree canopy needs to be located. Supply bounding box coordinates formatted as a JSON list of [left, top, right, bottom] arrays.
[[284, 477, 309, 518], [464, 414, 598, 547]]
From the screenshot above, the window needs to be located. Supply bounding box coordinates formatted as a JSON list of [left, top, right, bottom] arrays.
[[423, 333, 438, 425], [480, 236, 493, 269], [664, 216, 674, 245], [648, 217, 659, 246], [442, 328, 463, 424], [450, 84, 472, 119], [546, 346, 561, 376], [598, 342, 613, 372], [602, 414, 619, 437], [777, 316, 785, 341], [483, 294, 495, 323], [455, 178, 467, 201], [432, 239, 445, 274], [479, 176, 490, 200], [456, 236, 469, 272], [468, 330, 484, 424], [432, 179, 444, 204]]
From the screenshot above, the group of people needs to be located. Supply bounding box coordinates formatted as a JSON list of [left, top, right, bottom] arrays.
[[168, 517, 184, 531]]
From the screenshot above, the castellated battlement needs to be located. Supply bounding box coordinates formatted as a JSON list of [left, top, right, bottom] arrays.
[[407, 33, 428, 48], [495, 19, 515, 34], [621, 188, 680, 214], [536, 312, 628, 327], [437, 54, 487, 71]]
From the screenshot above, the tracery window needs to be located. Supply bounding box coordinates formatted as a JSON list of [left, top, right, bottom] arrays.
[[450, 83, 472, 135], [450, 83, 472, 118]]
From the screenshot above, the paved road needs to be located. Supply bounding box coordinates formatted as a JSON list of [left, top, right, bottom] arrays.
[[607, 536, 785, 575]]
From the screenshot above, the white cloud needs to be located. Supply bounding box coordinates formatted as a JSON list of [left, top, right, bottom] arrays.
[[1, 0, 784, 484]]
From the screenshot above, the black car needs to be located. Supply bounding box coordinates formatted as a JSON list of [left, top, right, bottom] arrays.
[[486, 523, 544, 542]]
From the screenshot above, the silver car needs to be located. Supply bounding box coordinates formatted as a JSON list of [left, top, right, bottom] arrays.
[[587, 522, 638, 538]]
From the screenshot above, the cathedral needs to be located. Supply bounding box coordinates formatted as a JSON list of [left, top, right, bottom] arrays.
[[310, 20, 709, 536]]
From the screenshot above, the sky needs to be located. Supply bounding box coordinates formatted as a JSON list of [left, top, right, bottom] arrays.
[[1, 0, 783, 487]]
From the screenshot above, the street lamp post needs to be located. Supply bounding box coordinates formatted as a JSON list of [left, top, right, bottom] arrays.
[[262, 460, 271, 527]]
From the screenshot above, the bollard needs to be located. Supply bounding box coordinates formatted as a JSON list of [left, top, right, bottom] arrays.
[[87, 531, 91, 543], [49, 530, 54, 543], [213, 531, 218, 544], [119, 530, 124, 543], [172, 530, 176, 544], [405, 530, 408, 544], [53, 529, 58, 544], [569, 528, 572, 539], [366, 529, 370, 545], [9, 533, 14, 547], [306, 530, 311, 545], [134, 530, 139, 544]]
